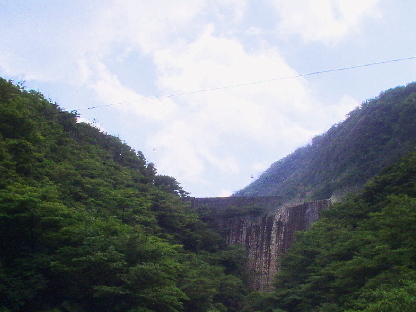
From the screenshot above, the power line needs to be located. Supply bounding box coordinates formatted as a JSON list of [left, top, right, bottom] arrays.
[[74, 55, 416, 112], [16, 55, 416, 119]]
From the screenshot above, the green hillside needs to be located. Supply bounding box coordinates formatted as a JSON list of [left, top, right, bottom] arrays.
[[245, 149, 416, 312], [235, 82, 416, 203], [2, 77, 416, 312], [0, 78, 248, 312]]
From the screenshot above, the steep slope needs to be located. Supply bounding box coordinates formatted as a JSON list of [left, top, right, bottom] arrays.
[[0, 78, 249, 312], [235, 82, 416, 203]]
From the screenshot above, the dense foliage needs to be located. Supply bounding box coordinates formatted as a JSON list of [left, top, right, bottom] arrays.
[[2, 77, 416, 312], [246, 150, 416, 311], [0, 78, 249, 312], [236, 82, 416, 203]]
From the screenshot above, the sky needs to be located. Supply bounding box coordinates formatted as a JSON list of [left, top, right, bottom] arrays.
[[1, 0, 415, 197]]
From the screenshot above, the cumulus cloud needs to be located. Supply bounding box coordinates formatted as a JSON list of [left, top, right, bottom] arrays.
[[101, 0, 207, 53], [142, 26, 356, 191], [0, 0, 362, 196], [82, 60, 178, 122], [271, 0, 381, 43]]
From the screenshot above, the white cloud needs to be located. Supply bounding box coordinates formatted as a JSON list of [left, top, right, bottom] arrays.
[[219, 189, 234, 197], [143, 26, 355, 191], [251, 161, 268, 176], [0, 1, 365, 196], [271, 0, 381, 43], [102, 0, 207, 53], [331, 94, 359, 120], [83, 60, 178, 122], [148, 118, 219, 184], [0, 0, 207, 85], [77, 117, 107, 133]]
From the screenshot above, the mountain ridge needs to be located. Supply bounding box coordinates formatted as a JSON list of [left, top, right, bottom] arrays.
[[235, 82, 416, 203]]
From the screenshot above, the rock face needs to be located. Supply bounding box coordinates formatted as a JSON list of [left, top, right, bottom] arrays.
[[188, 197, 331, 291]]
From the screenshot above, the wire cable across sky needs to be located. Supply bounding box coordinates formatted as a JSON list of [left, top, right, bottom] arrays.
[[75, 55, 416, 112]]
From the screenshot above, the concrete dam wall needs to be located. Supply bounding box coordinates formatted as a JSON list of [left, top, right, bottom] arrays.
[[187, 196, 285, 211], [187, 196, 331, 291]]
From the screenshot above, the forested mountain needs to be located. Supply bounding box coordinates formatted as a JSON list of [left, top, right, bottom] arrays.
[[247, 149, 416, 312], [2, 77, 416, 312], [0, 78, 249, 312], [235, 82, 416, 203]]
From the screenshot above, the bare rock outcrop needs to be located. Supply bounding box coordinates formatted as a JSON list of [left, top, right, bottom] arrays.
[[188, 197, 331, 291]]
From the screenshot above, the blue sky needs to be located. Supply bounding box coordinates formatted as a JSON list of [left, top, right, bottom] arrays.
[[1, 0, 415, 197]]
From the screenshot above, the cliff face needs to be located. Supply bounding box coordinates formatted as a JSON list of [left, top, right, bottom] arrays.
[[225, 200, 331, 291], [189, 197, 331, 291]]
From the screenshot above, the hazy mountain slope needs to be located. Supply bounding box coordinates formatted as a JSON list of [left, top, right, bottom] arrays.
[[235, 82, 416, 203]]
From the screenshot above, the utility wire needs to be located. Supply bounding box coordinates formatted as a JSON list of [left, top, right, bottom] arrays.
[[76, 55, 416, 112], [18, 55, 416, 118]]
